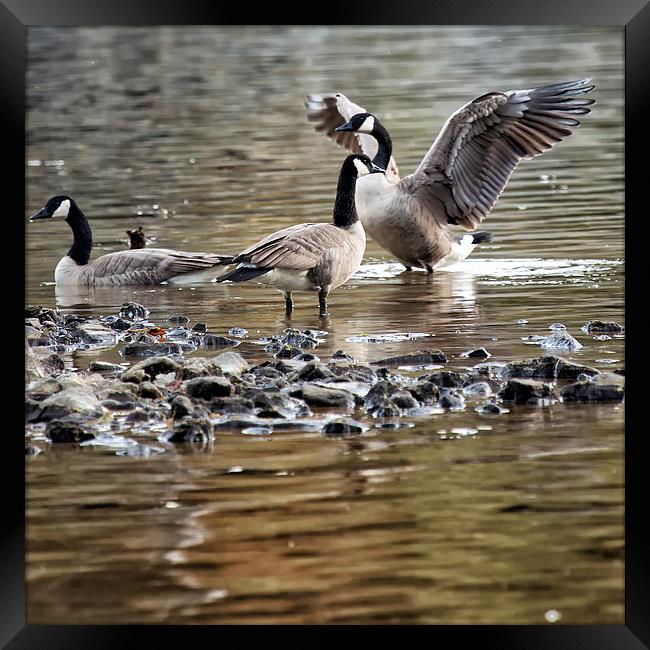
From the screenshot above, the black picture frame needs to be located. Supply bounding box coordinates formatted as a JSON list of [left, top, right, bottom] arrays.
[[7, 1, 648, 646]]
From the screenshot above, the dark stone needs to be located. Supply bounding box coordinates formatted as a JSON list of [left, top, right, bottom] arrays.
[[407, 381, 439, 405], [583, 320, 624, 333], [26, 379, 62, 401], [323, 421, 363, 437], [462, 347, 491, 358], [120, 342, 184, 358], [118, 302, 149, 320], [89, 361, 125, 373], [210, 396, 256, 415], [278, 329, 319, 349], [295, 384, 355, 409], [273, 345, 303, 359], [126, 356, 181, 380], [499, 379, 559, 405], [168, 314, 190, 324], [194, 334, 239, 349], [327, 363, 377, 384], [192, 322, 208, 332], [438, 390, 466, 410], [179, 358, 224, 380], [419, 370, 466, 388], [227, 327, 248, 338], [47, 417, 96, 443], [500, 355, 599, 381], [248, 392, 310, 418], [476, 402, 508, 415], [185, 376, 233, 400], [331, 350, 356, 363], [294, 361, 334, 382], [166, 418, 213, 443], [125, 409, 150, 423], [170, 395, 194, 420], [34, 388, 104, 422], [391, 391, 419, 410], [364, 380, 401, 410], [560, 373, 624, 402], [105, 318, 132, 331], [295, 353, 319, 362], [369, 350, 447, 366], [101, 399, 135, 411], [369, 402, 402, 418], [25, 445, 42, 456]]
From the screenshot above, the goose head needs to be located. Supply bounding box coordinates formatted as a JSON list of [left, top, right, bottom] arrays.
[[335, 112, 376, 135], [346, 153, 385, 176], [30, 195, 74, 221]]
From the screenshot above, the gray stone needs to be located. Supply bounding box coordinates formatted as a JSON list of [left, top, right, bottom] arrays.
[[370, 350, 447, 366], [499, 379, 559, 405], [212, 351, 249, 375], [185, 376, 233, 400], [35, 388, 104, 422], [295, 384, 355, 409]]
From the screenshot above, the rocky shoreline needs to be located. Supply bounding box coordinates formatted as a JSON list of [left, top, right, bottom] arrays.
[[25, 302, 625, 456]]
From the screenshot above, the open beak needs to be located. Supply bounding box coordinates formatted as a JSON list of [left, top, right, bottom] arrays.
[[335, 120, 355, 132], [29, 207, 52, 221]]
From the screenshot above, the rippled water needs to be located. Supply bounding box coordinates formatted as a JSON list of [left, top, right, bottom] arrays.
[[25, 26, 624, 624]]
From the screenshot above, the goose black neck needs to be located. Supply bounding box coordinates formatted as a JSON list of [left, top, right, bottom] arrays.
[[65, 201, 92, 265], [371, 120, 392, 171], [333, 162, 360, 228]]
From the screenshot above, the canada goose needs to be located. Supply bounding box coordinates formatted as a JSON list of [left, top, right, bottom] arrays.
[[127, 226, 146, 250], [215, 154, 384, 316], [305, 79, 595, 272], [29, 195, 233, 286]]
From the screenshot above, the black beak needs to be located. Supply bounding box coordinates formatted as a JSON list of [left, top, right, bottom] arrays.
[[370, 162, 385, 173], [29, 207, 52, 221], [335, 120, 355, 132]]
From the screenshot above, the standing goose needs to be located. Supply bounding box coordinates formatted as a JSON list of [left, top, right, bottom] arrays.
[[305, 79, 595, 272], [30, 195, 233, 286], [215, 153, 384, 316]]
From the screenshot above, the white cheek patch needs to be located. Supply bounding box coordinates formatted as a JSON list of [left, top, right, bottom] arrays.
[[353, 159, 370, 176], [359, 115, 375, 133], [52, 199, 71, 218]]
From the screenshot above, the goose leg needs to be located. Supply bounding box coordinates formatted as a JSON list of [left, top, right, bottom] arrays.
[[318, 286, 330, 317], [284, 291, 294, 316], [425, 265, 434, 274], [403, 264, 412, 272]]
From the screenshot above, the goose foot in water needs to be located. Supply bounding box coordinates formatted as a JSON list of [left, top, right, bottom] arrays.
[[403, 264, 412, 272], [318, 287, 330, 317], [284, 291, 294, 316]]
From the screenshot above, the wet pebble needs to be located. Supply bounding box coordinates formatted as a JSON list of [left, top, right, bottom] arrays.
[[185, 376, 234, 400], [582, 320, 624, 334], [322, 420, 364, 437], [191, 322, 207, 332], [228, 327, 249, 338], [499, 379, 559, 405], [47, 416, 97, 443], [370, 350, 447, 366], [167, 314, 190, 324], [119, 302, 149, 321], [460, 348, 491, 359]]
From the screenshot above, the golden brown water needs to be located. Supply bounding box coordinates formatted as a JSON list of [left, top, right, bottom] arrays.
[[25, 26, 624, 624]]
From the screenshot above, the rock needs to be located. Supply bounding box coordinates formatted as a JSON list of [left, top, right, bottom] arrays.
[[322, 420, 364, 437], [72, 320, 119, 347], [193, 334, 239, 349], [179, 357, 225, 380], [294, 384, 355, 409], [278, 329, 320, 349], [476, 402, 509, 415], [120, 342, 184, 358], [408, 381, 440, 405], [295, 353, 319, 362], [251, 392, 310, 419], [124, 355, 181, 381], [500, 356, 598, 381], [167, 314, 190, 324], [120, 368, 147, 384], [25, 341, 46, 383], [228, 327, 248, 338], [462, 382, 493, 398], [327, 363, 377, 384], [539, 332, 583, 352], [125, 409, 150, 423], [272, 344, 303, 359], [438, 390, 466, 410], [47, 416, 97, 443], [192, 322, 208, 332], [26, 379, 62, 401], [32, 388, 104, 422], [210, 396, 256, 415], [364, 380, 401, 411], [119, 302, 149, 320], [165, 418, 213, 443], [418, 370, 466, 388], [548, 323, 567, 331], [369, 350, 447, 366], [460, 347, 491, 358], [498, 379, 559, 405], [331, 350, 357, 363], [25, 445, 42, 456], [583, 320, 624, 334], [25, 324, 52, 347], [166, 327, 191, 340], [389, 391, 418, 410], [170, 395, 194, 420], [560, 372, 624, 402], [293, 361, 334, 382], [101, 317, 132, 331], [101, 398, 135, 411], [185, 376, 233, 400], [89, 361, 125, 373], [138, 382, 163, 399], [212, 351, 249, 375]]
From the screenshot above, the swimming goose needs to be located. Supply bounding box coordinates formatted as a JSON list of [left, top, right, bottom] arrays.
[[215, 154, 384, 316], [30, 195, 233, 286], [305, 79, 595, 272], [126, 226, 146, 250]]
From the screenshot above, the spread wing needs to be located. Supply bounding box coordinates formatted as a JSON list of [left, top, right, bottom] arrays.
[[90, 248, 232, 284], [405, 78, 595, 230], [305, 92, 400, 182], [222, 223, 353, 273]]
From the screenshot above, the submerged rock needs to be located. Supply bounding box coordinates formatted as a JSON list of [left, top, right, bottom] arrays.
[[369, 350, 447, 366], [498, 379, 559, 405], [539, 331, 583, 352], [192, 322, 208, 333], [322, 420, 364, 437], [294, 384, 355, 409], [560, 372, 625, 402], [120, 341, 184, 358], [475, 402, 509, 415], [408, 381, 440, 405], [47, 416, 97, 443], [194, 334, 239, 349], [418, 370, 466, 388], [499, 356, 598, 381], [582, 320, 624, 334], [167, 314, 190, 324], [438, 389, 465, 410], [460, 348, 491, 359], [89, 361, 126, 373], [165, 418, 213, 443], [228, 327, 249, 338], [119, 302, 149, 321]]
